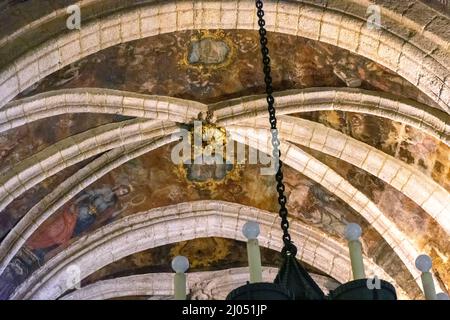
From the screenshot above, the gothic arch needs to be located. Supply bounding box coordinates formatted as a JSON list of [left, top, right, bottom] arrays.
[[10, 201, 405, 300]]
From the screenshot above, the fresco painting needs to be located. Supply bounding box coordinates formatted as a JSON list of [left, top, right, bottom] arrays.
[[298, 111, 450, 192], [0, 27, 447, 300], [0, 141, 423, 298], [18, 30, 434, 106], [303, 146, 450, 293]]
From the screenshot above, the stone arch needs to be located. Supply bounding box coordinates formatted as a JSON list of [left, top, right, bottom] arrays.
[[0, 135, 179, 275], [229, 130, 432, 290], [1, 131, 437, 295], [1, 88, 448, 144], [0, 88, 206, 134], [0, 119, 178, 213], [0, 0, 447, 301], [10, 200, 405, 300], [1, 91, 447, 231], [214, 88, 450, 145]]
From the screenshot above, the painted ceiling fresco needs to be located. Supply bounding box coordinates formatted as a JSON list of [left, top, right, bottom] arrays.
[[0, 28, 448, 300], [0, 143, 421, 299], [83, 238, 296, 283], [302, 145, 450, 293], [0, 111, 131, 237], [1, 30, 446, 195], [19, 30, 436, 106], [298, 111, 450, 192], [0, 113, 121, 177]]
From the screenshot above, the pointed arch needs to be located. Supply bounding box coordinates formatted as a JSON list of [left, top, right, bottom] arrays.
[[10, 201, 406, 300]]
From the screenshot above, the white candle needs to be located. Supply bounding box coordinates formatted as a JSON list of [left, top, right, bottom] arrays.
[[243, 221, 263, 283], [345, 223, 366, 280], [415, 254, 437, 300], [172, 256, 189, 300]]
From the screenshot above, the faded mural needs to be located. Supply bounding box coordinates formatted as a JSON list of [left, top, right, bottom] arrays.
[[0, 30, 448, 299], [18, 30, 436, 106], [303, 145, 450, 293], [0, 143, 421, 299], [298, 111, 450, 192]]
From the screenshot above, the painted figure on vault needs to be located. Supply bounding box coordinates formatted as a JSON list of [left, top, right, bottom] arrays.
[[0, 248, 39, 300], [0, 185, 131, 299], [26, 185, 131, 258]]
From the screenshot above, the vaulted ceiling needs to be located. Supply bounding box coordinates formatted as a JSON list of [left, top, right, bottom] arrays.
[[0, 0, 449, 300]]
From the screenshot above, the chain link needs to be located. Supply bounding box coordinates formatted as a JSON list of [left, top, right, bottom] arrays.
[[255, 0, 297, 256]]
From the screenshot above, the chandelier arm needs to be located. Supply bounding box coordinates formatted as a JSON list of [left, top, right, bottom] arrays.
[[255, 0, 296, 257]]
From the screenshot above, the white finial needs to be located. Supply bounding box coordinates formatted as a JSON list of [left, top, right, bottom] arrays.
[[415, 254, 433, 272], [345, 223, 362, 241], [171, 256, 189, 273], [437, 293, 449, 300], [242, 221, 260, 240]]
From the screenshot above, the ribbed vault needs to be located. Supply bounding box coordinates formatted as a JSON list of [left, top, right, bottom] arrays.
[[0, 104, 447, 294], [1, 91, 448, 272]]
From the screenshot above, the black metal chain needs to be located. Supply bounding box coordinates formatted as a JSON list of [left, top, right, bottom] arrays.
[[255, 0, 297, 257]]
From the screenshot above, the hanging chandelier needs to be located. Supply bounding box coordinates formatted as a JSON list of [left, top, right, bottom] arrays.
[[169, 0, 444, 301], [224, 0, 396, 300]]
